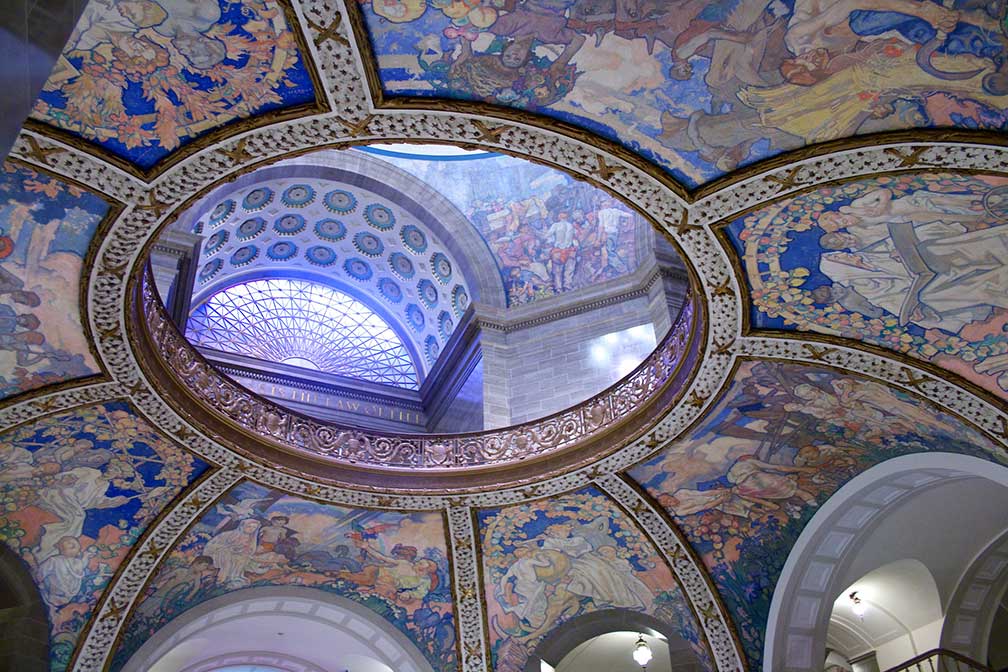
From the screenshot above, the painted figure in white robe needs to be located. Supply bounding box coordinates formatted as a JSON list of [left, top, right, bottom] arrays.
[[36, 466, 128, 561], [819, 186, 1008, 331], [204, 518, 266, 588], [592, 545, 654, 610], [497, 544, 550, 629], [37, 536, 96, 608]]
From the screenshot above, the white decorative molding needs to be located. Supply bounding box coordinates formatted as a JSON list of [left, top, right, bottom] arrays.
[[0, 380, 121, 433], [447, 507, 489, 672]]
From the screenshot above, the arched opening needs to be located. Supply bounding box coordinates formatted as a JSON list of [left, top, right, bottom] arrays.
[[826, 559, 942, 671], [118, 586, 436, 672], [765, 453, 1008, 672], [0, 543, 47, 672], [524, 608, 706, 672]]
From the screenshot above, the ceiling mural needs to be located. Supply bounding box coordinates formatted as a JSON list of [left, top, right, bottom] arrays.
[[369, 150, 643, 306], [723, 172, 1008, 400], [31, 0, 319, 171], [190, 177, 474, 369], [0, 163, 110, 401], [111, 481, 457, 672], [478, 486, 712, 671], [627, 360, 1007, 670], [358, 0, 1008, 188], [0, 402, 209, 672]]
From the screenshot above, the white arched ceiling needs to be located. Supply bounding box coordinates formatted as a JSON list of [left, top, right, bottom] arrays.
[[765, 453, 1008, 672], [827, 559, 942, 662], [122, 586, 435, 672]]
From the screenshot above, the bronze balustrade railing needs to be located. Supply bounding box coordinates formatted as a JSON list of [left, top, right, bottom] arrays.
[[137, 264, 700, 477], [882, 648, 994, 672]]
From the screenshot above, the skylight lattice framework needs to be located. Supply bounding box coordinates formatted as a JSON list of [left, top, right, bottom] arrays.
[[186, 278, 419, 389]]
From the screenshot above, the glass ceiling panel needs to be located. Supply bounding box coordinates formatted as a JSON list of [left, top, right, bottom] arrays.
[[186, 278, 419, 389]]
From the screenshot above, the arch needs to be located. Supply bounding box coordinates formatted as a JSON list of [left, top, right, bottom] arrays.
[[0, 543, 47, 672], [175, 150, 507, 310], [524, 608, 702, 672], [826, 559, 942, 666], [187, 272, 425, 387], [941, 527, 1008, 663], [765, 453, 1008, 672], [119, 586, 436, 672]]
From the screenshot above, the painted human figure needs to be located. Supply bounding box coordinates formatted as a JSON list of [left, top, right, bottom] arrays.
[[37, 536, 97, 608], [497, 544, 551, 630], [821, 186, 1008, 332], [725, 454, 817, 511], [595, 201, 633, 278], [545, 211, 578, 293], [591, 545, 654, 610], [204, 518, 271, 588], [258, 513, 299, 561], [36, 466, 129, 561]]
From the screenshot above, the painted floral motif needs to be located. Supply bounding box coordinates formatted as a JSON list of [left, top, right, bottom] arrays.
[[33, 0, 316, 169], [479, 486, 712, 672], [362, 0, 1008, 187], [111, 481, 456, 672], [726, 173, 1008, 399], [0, 402, 208, 672], [375, 152, 641, 306], [628, 360, 1007, 670], [0, 163, 108, 400]]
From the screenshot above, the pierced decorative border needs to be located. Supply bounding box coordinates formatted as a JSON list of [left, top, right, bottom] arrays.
[[0, 380, 122, 434], [447, 507, 489, 672]]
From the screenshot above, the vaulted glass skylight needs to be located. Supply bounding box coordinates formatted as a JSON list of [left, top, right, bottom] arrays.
[[186, 278, 419, 389]]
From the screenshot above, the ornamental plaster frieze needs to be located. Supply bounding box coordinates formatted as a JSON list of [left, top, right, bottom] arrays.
[[0, 380, 121, 433]]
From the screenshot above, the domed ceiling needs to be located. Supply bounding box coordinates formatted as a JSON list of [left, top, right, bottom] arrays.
[[1, 2, 1006, 672]]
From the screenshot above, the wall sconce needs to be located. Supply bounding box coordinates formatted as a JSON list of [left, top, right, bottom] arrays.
[[632, 634, 652, 669], [849, 591, 866, 618]]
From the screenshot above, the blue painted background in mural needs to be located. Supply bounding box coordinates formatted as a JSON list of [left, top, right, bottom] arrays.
[[0, 163, 108, 399], [628, 360, 1007, 670], [361, 0, 1008, 188], [112, 480, 457, 672], [0, 401, 209, 672], [32, 0, 317, 169], [373, 151, 643, 306]]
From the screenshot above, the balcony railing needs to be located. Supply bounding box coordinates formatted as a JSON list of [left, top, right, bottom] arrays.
[[882, 649, 994, 672], [138, 264, 700, 472]]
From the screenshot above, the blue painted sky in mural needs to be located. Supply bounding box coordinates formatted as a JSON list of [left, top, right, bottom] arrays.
[[34, 0, 317, 169]]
